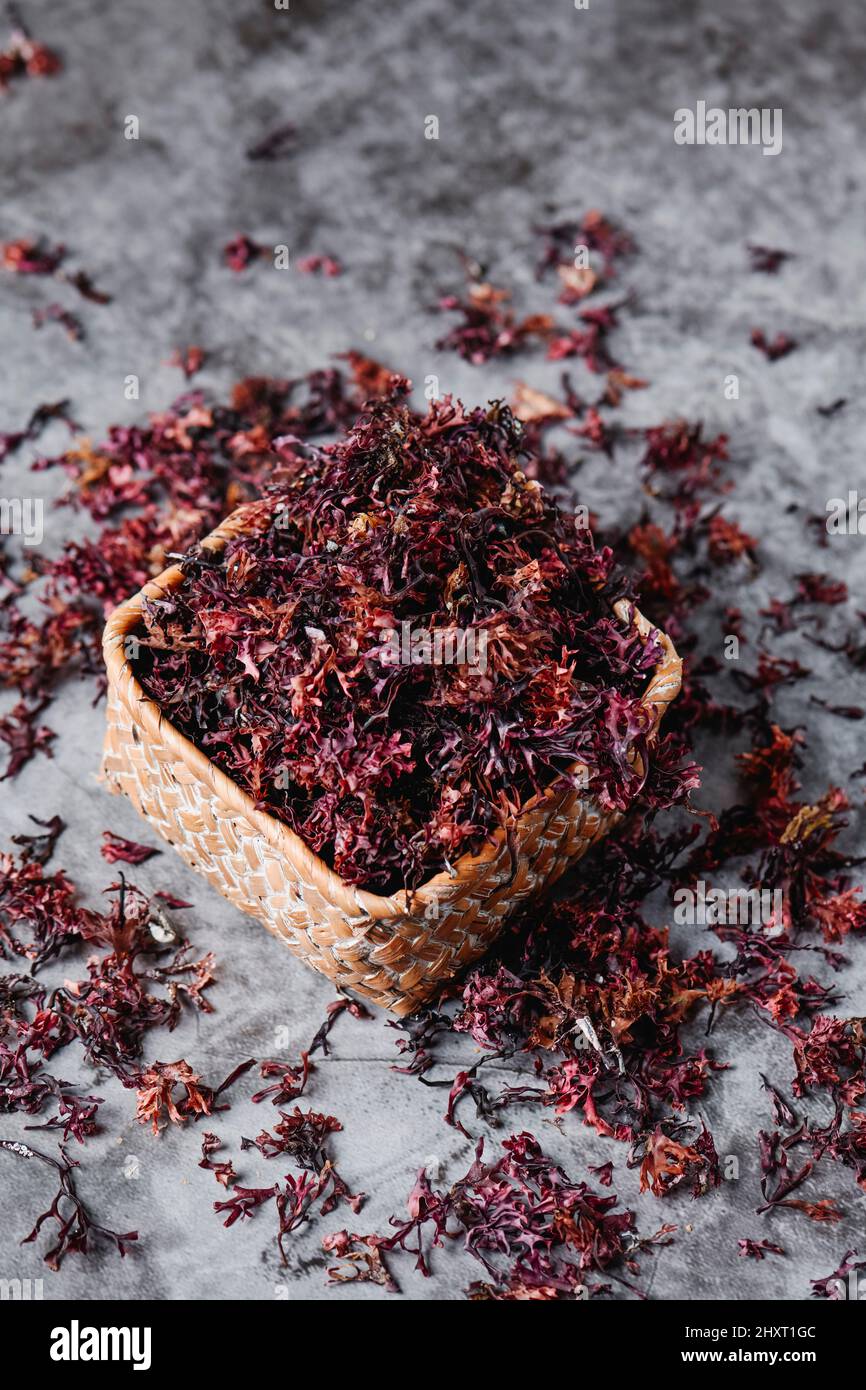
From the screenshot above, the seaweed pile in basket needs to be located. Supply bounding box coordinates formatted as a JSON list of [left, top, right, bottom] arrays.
[[131, 388, 686, 893], [2, 189, 865, 1299]]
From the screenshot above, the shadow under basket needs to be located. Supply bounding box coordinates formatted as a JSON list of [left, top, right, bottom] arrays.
[[101, 506, 683, 1017]]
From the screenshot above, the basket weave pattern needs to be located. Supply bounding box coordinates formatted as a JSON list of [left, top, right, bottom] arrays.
[[101, 508, 682, 1016]]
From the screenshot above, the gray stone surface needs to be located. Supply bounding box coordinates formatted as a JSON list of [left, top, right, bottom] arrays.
[[0, 0, 864, 1302]]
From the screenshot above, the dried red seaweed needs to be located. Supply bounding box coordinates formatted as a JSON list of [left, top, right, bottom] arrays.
[[10, 813, 64, 864], [0, 7, 60, 91], [167, 345, 206, 379], [747, 245, 792, 274], [32, 302, 84, 341], [739, 1238, 786, 1260], [296, 254, 343, 277], [136, 1057, 254, 1134], [100, 831, 160, 865], [199, 1132, 238, 1188], [436, 280, 554, 363], [1, 237, 64, 273], [535, 211, 634, 284], [325, 1132, 673, 1299], [223, 235, 267, 272], [0, 1138, 136, 1271], [130, 393, 685, 891], [0, 699, 55, 779], [245, 123, 297, 161], [811, 1249, 865, 1299], [0, 193, 862, 1303], [0, 398, 78, 462], [0, 847, 220, 1122], [751, 328, 797, 361]]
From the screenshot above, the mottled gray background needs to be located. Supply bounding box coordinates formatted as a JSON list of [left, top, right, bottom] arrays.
[[1, 0, 864, 1302]]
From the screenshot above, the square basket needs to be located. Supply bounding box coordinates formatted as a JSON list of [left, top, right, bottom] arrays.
[[101, 505, 682, 1016]]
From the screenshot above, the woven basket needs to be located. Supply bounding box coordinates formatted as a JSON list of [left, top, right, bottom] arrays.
[[101, 504, 682, 1016]]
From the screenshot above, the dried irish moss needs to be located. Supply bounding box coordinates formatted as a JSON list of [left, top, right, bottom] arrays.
[[133, 388, 681, 893]]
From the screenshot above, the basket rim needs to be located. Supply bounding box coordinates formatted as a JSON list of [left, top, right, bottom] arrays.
[[102, 501, 682, 923]]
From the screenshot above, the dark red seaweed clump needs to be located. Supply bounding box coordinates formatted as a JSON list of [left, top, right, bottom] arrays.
[[134, 393, 670, 892]]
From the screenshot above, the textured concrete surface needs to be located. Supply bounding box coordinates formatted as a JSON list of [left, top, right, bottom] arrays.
[[1, 0, 865, 1301]]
